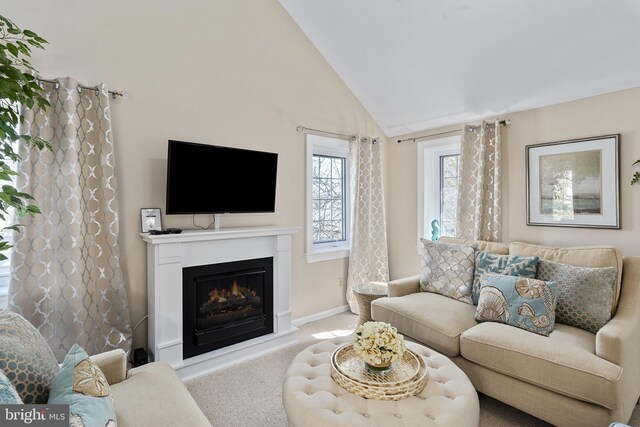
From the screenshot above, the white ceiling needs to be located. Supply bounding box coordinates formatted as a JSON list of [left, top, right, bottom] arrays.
[[279, 0, 640, 136]]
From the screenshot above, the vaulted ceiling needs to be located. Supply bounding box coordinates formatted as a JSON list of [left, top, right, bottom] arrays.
[[279, 0, 640, 136]]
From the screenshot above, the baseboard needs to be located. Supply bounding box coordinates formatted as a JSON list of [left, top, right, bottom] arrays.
[[292, 304, 350, 327]]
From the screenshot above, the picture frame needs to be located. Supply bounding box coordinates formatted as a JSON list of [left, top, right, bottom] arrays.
[[141, 208, 163, 232], [526, 134, 619, 229]]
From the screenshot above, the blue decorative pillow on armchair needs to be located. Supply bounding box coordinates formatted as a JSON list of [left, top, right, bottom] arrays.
[[472, 252, 539, 304], [475, 275, 558, 336]]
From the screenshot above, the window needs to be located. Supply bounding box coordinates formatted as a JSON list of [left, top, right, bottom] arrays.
[[417, 136, 461, 244], [306, 134, 351, 263]]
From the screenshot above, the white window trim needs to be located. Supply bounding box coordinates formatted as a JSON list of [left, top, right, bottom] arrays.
[[417, 135, 461, 250], [305, 133, 351, 263]]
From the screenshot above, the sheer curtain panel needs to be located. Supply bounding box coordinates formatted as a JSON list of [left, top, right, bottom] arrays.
[[8, 77, 132, 361], [456, 120, 503, 242], [346, 137, 389, 313]]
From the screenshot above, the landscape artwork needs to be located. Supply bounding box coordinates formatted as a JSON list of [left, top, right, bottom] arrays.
[[538, 149, 602, 219]]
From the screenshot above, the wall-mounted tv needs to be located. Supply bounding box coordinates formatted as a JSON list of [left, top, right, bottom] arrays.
[[166, 140, 278, 214]]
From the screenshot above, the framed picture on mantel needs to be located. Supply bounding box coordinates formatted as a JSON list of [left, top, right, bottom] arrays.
[[526, 134, 619, 229]]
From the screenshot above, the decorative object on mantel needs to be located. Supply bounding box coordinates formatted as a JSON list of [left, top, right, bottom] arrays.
[[526, 134, 619, 229], [353, 321, 406, 372], [140, 208, 162, 232], [632, 160, 640, 185], [330, 342, 427, 401]]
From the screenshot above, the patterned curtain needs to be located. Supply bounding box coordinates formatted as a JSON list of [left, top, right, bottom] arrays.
[[456, 120, 503, 242], [346, 137, 389, 313], [8, 77, 132, 361]]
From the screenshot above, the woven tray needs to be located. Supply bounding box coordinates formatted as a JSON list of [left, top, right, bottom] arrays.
[[330, 343, 428, 400]]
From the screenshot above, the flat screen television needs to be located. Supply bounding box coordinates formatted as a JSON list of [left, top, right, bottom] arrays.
[[166, 140, 278, 214]]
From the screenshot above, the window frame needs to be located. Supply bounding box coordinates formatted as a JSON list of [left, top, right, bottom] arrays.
[[417, 135, 461, 248], [305, 133, 351, 263]]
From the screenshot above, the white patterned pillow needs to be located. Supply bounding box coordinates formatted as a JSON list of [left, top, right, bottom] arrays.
[[419, 239, 476, 304]]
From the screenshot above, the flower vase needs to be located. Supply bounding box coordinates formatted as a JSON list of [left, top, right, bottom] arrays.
[[365, 361, 392, 373]]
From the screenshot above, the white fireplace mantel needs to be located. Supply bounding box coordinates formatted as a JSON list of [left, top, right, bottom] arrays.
[[141, 226, 299, 380]]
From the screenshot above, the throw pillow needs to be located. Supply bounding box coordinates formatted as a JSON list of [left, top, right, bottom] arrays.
[[0, 310, 59, 403], [537, 259, 616, 333], [472, 252, 539, 304], [48, 344, 116, 427], [475, 275, 558, 336], [0, 370, 22, 404], [419, 239, 476, 304]]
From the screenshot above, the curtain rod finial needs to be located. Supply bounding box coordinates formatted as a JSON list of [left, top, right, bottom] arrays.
[[296, 125, 304, 132]]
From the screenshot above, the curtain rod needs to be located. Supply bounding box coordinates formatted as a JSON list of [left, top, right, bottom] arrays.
[[36, 78, 126, 99], [296, 125, 357, 141], [296, 126, 381, 144], [395, 118, 510, 144]]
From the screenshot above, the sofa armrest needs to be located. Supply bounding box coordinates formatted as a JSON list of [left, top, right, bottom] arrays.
[[388, 275, 420, 297], [90, 349, 127, 385], [596, 257, 640, 367]]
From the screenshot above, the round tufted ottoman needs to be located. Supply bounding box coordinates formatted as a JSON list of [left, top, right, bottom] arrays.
[[283, 335, 479, 427]]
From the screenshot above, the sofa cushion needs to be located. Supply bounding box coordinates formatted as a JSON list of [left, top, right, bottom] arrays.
[[419, 239, 475, 304], [460, 322, 622, 409], [537, 259, 616, 333], [0, 310, 58, 404], [475, 275, 557, 336], [371, 292, 477, 356], [48, 344, 116, 427], [472, 252, 539, 304], [0, 370, 21, 404], [509, 242, 622, 315], [439, 236, 509, 255], [110, 362, 210, 427]]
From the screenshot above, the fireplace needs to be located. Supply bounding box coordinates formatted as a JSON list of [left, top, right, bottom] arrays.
[[182, 257, 274, 359]]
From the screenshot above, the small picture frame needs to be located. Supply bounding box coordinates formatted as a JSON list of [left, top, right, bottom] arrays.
[[141, 208, 163, 232]]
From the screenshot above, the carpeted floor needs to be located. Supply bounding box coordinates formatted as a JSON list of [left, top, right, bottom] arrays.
[[186, 312, 639, 426]]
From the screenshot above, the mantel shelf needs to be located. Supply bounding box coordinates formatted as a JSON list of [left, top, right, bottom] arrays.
[[140, 225, 299, 245]]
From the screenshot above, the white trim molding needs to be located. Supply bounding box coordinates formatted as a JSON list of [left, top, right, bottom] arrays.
[[305, 133, 352, 263], [292, 304, 350, 327]]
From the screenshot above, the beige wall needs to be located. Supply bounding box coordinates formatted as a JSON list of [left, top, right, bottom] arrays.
[[387, 87, 640, 279], [3, 0, 385, 349]]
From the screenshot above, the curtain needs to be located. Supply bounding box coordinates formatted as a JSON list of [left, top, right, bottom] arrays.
[[8, 77, 132, 361], [346, 137, 389, 313], [456, 120, 503, 242]]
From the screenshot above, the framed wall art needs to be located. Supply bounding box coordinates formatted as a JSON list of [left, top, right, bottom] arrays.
[[141, 208, 163, 232], [526, 134, 619, 229]]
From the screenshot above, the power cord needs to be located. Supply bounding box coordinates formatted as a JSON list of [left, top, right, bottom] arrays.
[[192, 214, 215, 230]]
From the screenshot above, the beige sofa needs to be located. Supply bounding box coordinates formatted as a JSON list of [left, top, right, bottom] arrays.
[[371, 239, 640, 427], [90, 350, 211, 427]]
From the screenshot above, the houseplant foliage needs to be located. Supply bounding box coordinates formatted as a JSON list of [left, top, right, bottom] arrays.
[[632, 160, 640, 185], [0, 16, 50, 260]]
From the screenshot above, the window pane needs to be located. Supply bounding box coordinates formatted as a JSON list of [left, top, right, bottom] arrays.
[[440, 154, 460, 237], [312, 154, 346, 244]]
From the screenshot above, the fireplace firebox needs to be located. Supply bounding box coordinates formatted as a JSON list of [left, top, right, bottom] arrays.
[[182, 257, 274, 359]]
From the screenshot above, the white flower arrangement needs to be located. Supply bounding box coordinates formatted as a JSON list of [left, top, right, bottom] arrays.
[[353, 321, 406, 367]]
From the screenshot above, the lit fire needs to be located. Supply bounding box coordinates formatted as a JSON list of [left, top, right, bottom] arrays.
[[208, 281, 257, 303]]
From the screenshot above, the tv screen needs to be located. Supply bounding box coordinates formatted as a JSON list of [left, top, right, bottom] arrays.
[[166, 140, 278, 214]]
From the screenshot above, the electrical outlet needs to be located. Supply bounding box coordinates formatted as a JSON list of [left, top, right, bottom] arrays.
[[338, 277, 344, 287]]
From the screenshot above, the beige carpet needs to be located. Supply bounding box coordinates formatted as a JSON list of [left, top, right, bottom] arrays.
[[186, 312, 640, 426]]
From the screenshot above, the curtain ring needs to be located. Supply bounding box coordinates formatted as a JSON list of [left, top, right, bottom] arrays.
[[77, 86, 83, 94]]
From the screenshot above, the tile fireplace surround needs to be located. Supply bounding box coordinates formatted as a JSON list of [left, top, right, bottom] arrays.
[[141, 226, 299, 380]]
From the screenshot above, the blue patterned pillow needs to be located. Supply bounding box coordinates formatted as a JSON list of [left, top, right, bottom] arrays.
[[472, 252, 539, 304], [475, 275, 558, 336], [48, 344, 116, 427], [0, 370, 21, 404], [537, 259, 616, 333]]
